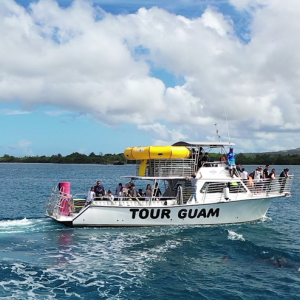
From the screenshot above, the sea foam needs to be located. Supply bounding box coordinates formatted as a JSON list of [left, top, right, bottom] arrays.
[[227, 230, 245, 241]]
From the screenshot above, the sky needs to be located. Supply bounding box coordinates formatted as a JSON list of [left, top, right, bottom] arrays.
[[1, 0, 300, 157]]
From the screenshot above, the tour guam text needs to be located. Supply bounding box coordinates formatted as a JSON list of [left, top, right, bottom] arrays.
[[129, 208, 220, 220]]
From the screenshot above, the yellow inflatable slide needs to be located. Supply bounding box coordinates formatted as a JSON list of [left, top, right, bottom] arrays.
[[124, 146, 191, 160], [124, 146, 191, 176]]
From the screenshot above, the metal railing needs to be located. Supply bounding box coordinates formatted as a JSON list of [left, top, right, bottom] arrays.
[[197, 176, 294, 203], [46, 175, 294, 216], [46, 185, 74, 217], [144, 159, 196, 177]]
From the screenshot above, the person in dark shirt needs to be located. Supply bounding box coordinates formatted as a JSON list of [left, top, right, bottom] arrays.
[[137, 189, 145, 200], [280, 168, 289, 177], [279, 168, 289, 193], [94, 180, 105, 197], [201, 152, 210, 167], [153, 182, 162, 199], [263, 165, 270, 179], [269, 169, 276, 179], [128, 184, 137, 198], [236, 163, 242, 172], [197, 153, 203, 169]]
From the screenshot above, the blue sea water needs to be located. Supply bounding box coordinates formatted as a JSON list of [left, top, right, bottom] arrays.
[[0, 163, 300, 300]]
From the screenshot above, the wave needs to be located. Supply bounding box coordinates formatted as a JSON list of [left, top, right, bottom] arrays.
[[0, 218, 63, 234], [227, 230, 245, 241], [0, 218, 34, 227]]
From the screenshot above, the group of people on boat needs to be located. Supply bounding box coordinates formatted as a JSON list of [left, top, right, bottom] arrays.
[[224, 147, 290, 183], [232, 164, 290, 193], [85, 180, 162, 205]]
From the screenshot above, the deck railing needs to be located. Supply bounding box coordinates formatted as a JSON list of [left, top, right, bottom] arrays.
[[46, 185, 73, 217], [144, 159, 196, 177], [47, 175, 293, 216], [137, 159, 230, 177], [198, 176, 293, 203]]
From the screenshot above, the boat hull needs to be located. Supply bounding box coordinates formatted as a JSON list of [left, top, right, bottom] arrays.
[[53, 198, 273, 227]]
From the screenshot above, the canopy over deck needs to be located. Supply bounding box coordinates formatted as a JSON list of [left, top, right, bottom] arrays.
[[172, 141, 235, 148]]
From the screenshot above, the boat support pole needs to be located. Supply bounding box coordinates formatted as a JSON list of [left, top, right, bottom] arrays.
[[134, 197, 143, 206]]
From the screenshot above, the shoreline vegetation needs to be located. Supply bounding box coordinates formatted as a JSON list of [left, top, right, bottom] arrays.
[[0, 151, 299, 165]]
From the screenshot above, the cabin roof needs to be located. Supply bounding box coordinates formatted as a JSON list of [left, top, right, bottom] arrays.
[[172, 141, 235, 148]]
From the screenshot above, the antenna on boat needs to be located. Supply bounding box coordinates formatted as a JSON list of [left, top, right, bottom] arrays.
[[214, 124, 221, 142], [223, 106, 231, 143]]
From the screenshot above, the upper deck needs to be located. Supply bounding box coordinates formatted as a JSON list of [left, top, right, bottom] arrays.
[[124, 141, 233, 178]]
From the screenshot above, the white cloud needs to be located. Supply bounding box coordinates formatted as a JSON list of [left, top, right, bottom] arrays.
[[17, 139, 33, 148], [8, 139, 34, 156], [1, 0, 300, 152], [0, 109, 31, 115], [44, 110, 69, 116], [138, 123, 187, 145]]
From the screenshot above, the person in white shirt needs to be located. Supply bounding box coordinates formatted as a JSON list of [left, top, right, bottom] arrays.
[[185, 172, 202, 191], [241, 168, 249, 182], [254, 167, 263, 192], [107, 190, 115, 201], [86, 186, 95, 205]]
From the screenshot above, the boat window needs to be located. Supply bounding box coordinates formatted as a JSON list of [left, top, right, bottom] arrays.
[[228, 182, 247, 193], [200, 182, 224, 193], [200, 182, 247, 193]]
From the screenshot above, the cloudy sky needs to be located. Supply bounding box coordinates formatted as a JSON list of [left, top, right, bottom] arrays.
[[1, 0, 300, 156]]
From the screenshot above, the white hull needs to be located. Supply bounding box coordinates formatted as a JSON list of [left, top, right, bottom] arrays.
[[48, 198, 273, 227]]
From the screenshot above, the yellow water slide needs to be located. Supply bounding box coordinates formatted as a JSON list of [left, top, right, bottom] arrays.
[[124, 146, 191, 176], [124, 146, 191, 160]]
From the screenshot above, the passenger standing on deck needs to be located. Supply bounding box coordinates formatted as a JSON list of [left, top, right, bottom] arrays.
[[280, 168, 289, 178], [115, 183, 123, 196], [107, 190, 114, 201], [236, 163, 242, 173], [227, 147, 236, 177], [201, 152, 210, 167], [120, 187, 128, 200], [185, 172, 202, 193], [279, 168, 289, 193], [94, 180, 105, 197], [137, 189, 145, 200], [254, 167, 263, 192], [269, 169, 276, 180], [86, 186, 95, 206], [128, 184, 137, 199], [241, 168, 249, 183], [263, 165, 270, 178], [153, 182, 162, 200], [262, 165, 270, 191], [145, 184, 152, 201], [197, 152, 204, 170]]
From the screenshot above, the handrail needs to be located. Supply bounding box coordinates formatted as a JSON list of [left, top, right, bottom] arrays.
[[197, 176, 294, 203], [134, 197, 143, 206], [177, 185, 183, 205]]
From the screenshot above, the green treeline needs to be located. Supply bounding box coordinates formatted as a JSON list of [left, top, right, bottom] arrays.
[[0, 152, 299, 165], [0, 152, 129, 164]]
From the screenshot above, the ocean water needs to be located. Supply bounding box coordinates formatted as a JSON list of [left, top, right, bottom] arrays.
[[0, 163, 300, 300]]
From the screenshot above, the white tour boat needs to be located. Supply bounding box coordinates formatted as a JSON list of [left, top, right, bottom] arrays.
[[46, 141, 293, 227]]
